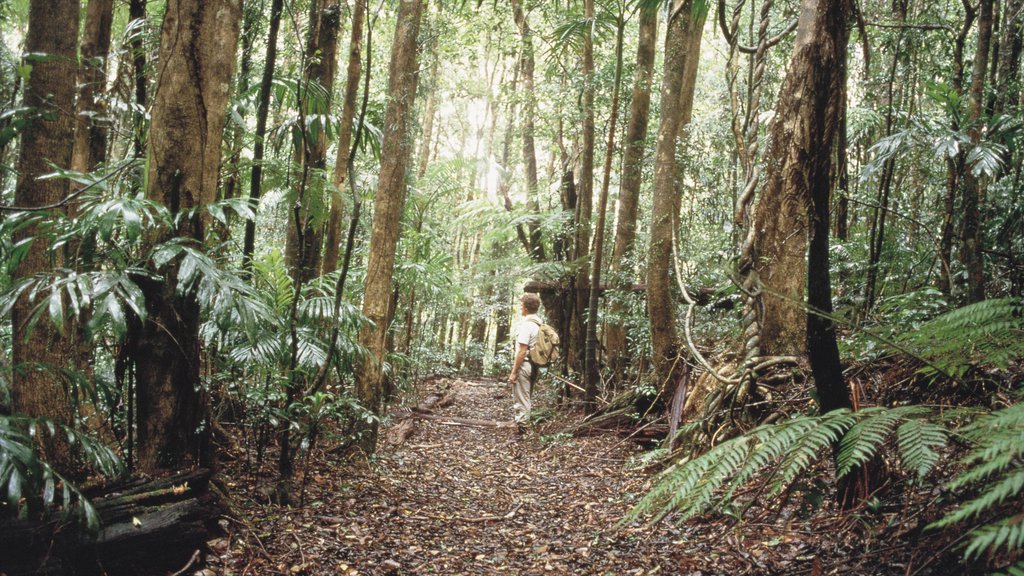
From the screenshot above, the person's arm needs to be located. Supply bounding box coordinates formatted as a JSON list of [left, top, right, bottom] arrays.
[[508, 342, 529, 384]]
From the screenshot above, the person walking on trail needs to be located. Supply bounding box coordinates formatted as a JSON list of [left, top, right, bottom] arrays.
[[507, 293, 543, 431]]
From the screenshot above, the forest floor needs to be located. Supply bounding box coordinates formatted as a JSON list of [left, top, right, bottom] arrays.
[[210, 376, 969, 576]]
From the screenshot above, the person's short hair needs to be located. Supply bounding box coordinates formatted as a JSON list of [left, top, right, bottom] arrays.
[[521, 293, 541, 314]]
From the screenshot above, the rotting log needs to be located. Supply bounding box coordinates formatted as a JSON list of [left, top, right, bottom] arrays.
[[0, 468, 222, 576]]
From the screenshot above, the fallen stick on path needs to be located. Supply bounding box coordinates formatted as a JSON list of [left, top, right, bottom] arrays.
[[410, 412, 516, 428], [463, 501, 523, 523]]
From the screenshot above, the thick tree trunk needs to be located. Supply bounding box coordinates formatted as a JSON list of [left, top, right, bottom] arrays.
[[324, 0, 366, 274], [771, 0, 854, 506], [647, 0, 706, 397], [286, 0, 342, 283], [10, 0, 80, 475], [355, 0, 423, 452], [605, 6, 658, 376], [71, 0, 114, 175], [134, 0, 241, 473], [242, 0, 284, 269]]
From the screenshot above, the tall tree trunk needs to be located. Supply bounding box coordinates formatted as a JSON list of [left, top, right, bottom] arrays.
[[72, 0, 114, 175], [324, 0, 366, 274], [782, 0, 860, 507], [355, 0, 423, 452], [571, 0, 597, 378], [605, 6, 658, 376], [511, 0, 545, 262], [747, 77, 812, 354], [961, 0, 995, 302], [242, 0, 284, 269], [69, 0, 115, 437], [416, 52, 439, 179], [585, 10, 625, 410], [11, 0, 80, 476], [286, 0, 342, 283], [993, 0, 1022, 115], [938, 1, 977, 295], [129, 0, 148, 177], [220, 1, 260, 207], [647, 0, 707, 397], [133, 0, 241, 473]]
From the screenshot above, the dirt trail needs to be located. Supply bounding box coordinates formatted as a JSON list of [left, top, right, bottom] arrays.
[[215, 377, 691, 575]]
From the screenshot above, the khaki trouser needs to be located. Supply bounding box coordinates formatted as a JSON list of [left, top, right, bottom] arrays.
[[513, 361, 536, 424]]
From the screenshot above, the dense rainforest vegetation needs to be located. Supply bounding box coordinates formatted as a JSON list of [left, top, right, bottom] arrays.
[[0, 0, 1021, 573]]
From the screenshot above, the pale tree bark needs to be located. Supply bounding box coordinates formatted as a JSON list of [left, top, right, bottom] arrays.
[[324, 0, 366, 274], [511, 0, 544, 261], [11, 0, 80, 476], [286, 0, 342, 283], [132, 0, 241, 473], [647, 0, 707, 397], [355, 0, 423, 452], [605, 6, 658, 376]]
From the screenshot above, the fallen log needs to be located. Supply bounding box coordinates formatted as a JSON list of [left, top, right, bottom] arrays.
[[0, 468, 223, 576]]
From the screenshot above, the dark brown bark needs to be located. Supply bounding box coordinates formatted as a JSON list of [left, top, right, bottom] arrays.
[[286, 0, 343, 283], [605, 7, 658, 375], [993, 0, 1022, 114], [355, 0, 423, 452], [71, 0, 114, 175], [324, 0, 366, 274], [134, 0, 241, 473], [129, 0, 148, 172], [961, 0, 995, 302], [10, 0, 80, 475], [647, 0, 707, 397], [242, 0, 284, 269]]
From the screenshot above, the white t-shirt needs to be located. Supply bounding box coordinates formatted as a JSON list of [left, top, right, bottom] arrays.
[[514, 314, 542, 357]]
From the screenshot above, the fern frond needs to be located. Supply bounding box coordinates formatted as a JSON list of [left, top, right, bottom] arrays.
[[896, 419, 948, 478], [935, 470, 1024, 528], [961, 514, 1024, 560]]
